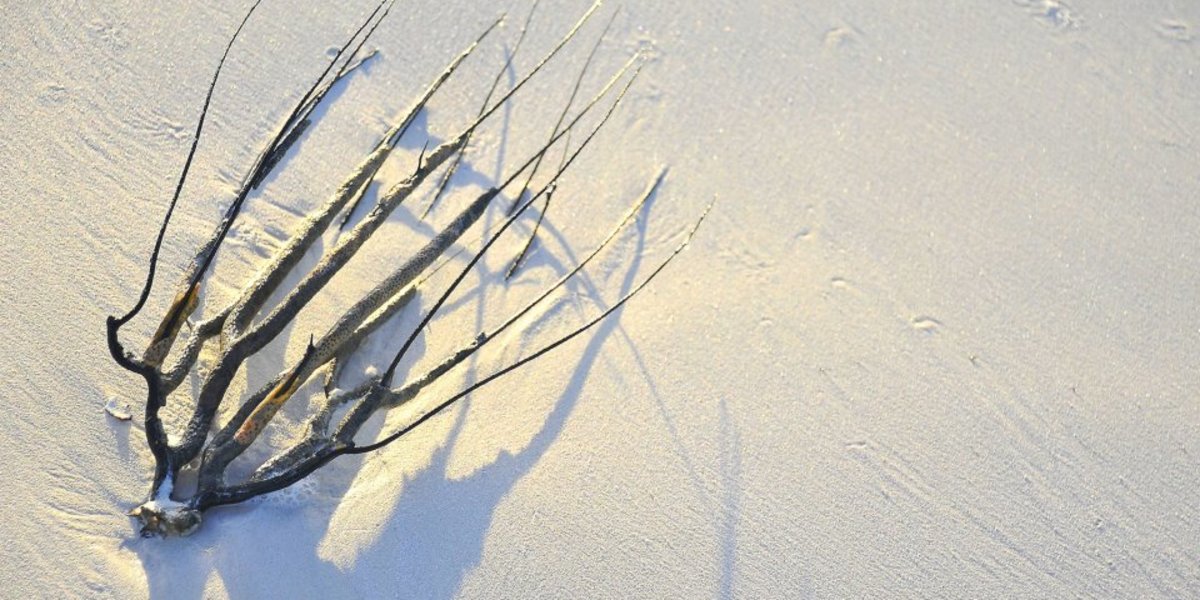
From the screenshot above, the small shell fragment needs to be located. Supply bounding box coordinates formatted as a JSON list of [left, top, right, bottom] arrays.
[[105, 397, 132, 421]]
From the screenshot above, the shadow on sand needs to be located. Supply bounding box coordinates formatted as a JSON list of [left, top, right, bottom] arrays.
[[134, 181, 674, 599]]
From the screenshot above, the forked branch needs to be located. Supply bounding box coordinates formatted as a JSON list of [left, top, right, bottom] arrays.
[[109, 1, 707, 538]]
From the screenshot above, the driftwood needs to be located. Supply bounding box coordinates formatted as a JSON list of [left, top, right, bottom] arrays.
[[108, 0, 706, 537]]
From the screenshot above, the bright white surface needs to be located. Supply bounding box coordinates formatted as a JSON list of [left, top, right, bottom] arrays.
[[1, 1, 1197, 598]]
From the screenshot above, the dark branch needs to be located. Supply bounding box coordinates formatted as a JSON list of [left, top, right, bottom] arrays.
[[329, 167, 666, 447], [170, 7, 602, 470], [346, 197, 714, 455], [421, 0, 542, 219], [111, 0, 264, 331], [379, 59, 642, 385], [339, 12, 508, 230]]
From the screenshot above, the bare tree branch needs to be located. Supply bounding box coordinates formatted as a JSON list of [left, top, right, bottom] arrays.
[[112, 2, 708, 539]]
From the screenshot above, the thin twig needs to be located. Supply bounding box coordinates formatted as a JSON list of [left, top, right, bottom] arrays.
[[346, 197, 713, 455], [420, 0, 543, 220]]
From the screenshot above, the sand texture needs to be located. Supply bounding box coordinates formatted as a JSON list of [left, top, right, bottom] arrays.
[[1, 0, 1197, 597]]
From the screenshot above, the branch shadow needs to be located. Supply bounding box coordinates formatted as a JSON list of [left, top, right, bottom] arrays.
[[130, 14, 691, 593], [717, 398, 742, 599], [135, 195, 649, 600], [133, 116, 673, 600], [342, 187, 649, 598], [526, 198, 752, 597]]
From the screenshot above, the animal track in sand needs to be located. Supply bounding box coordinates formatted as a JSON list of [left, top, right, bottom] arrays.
[[823, 25, 861, 50], [830, 276, 855, 291], [86, 19, 130, 51], [822, 24, 868, 60], [909, 315, 941, 334], [1013, 0, 1079, 31], [1155, 19, 1194, 43], [37, 83, 69, 106]]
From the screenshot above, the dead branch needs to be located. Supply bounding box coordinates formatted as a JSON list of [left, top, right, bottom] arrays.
[[108, 0, 706, 538]]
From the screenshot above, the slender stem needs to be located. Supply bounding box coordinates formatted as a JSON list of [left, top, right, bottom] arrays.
[[198, 184, 500, 481], [347, 198, 713, 456], [381, 59, 642, 385], [206, 55, 642, 498], [331, 168, 665, 446], [339, 13, 507, 230], [421, 0, 542, 219], [112, 0, 265, 331], [107, 1, 266, 493], [508, 8, 618, 217], [124, 2, 694, 527], [228, 15, 501, 336]]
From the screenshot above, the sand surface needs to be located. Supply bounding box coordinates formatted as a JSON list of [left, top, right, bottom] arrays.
[[1, 0, 1198, 597]]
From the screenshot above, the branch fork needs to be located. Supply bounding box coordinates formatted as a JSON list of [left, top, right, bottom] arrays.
[[107, 0, 706, 537]]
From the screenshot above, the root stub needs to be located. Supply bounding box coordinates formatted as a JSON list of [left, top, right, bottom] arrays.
[[128, 502, 203, 538]]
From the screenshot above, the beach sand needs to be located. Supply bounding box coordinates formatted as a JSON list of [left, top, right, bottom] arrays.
[[0, 1, 1197, 597]]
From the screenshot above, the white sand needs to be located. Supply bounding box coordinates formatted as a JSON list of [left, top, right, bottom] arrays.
[[1, 0, 1197, 597]]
